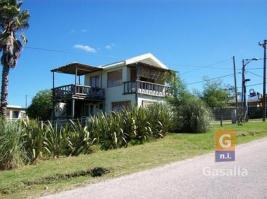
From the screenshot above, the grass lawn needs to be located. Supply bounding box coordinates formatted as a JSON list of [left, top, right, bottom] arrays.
[[1, 122, 267, 199]]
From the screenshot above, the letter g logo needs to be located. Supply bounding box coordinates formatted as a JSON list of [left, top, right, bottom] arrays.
[[215, 130, 236, 151], [219, 134, 231, 148]]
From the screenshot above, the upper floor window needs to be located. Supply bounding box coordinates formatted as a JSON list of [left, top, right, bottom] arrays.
[[107, 69, 122, 88], [90, 75, 100, 88]]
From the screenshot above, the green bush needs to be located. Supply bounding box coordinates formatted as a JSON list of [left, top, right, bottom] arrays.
[[86, 104, 171, 149], [146, 103, 172, 138], [122, 107, 152, 144], [21, 120, 45, 163], [0, 120, 27, 169], [27, 90, 53, 121], [0, 104, 172, 170], [63, 120, 96, 156], [97, 112, 128, 150], [172, 96, 212, 133]]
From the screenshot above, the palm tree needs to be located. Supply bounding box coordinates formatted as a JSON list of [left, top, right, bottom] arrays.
[[0, 0, 29, 117]]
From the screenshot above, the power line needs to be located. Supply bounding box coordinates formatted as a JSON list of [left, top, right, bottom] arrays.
[[178, 58, 232, 68], [247, 67, 263, 70], [25, 46, 119, 59], [187, 73, 233, 85], [247, 82, 263, 87], [237, 82, 263, 89], [247, 71, 262, 78]]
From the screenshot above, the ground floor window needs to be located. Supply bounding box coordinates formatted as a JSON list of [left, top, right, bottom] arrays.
[[112, 101, 131, 112], [12, 111, 20, 119], [142, 100, 156, 107]]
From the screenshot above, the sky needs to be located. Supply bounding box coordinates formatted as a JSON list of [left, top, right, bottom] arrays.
[[6, 0, 267, 107]]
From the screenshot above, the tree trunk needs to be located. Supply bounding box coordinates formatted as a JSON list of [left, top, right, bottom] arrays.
[[0, 65, 10, 117]]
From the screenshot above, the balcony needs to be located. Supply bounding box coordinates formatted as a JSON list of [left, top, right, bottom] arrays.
[[123, 80, 171, 97], [53, 84, 105, 101]]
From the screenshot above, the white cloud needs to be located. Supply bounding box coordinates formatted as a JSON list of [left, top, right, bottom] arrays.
[[73, 44, 97, 53], [105, 45, 112, 49], [105, 43, 115, 50], [81, 29, 87, 33], [70, 29, 88, 34]]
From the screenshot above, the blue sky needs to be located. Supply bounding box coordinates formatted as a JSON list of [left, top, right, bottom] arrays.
[[7, 0, 267, 106]]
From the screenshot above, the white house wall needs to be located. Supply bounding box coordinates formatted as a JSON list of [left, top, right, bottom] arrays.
[[137, 94, 165, 107], [85, 64, 136, 112]]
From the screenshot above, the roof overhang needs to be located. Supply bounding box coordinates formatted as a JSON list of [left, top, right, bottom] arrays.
[[51, 63, 102, 76], [100, 53, 169, 71], [125, 53, 168, 69]]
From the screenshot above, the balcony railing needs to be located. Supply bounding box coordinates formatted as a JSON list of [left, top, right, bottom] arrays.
[[123, 80, 171, 97], [53, 84, 105, 100]]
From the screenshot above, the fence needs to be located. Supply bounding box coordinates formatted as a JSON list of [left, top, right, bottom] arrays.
[[212, 106, 264, 121]]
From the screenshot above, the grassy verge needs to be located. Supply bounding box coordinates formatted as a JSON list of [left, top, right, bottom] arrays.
[[1, 122, 267, 199]]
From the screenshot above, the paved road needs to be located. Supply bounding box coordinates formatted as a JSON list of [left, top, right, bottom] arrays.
[[41, 138, 267, 199]]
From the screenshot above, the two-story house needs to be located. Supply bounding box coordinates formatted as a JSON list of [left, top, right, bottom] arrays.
[[51, 53, 171, 119]]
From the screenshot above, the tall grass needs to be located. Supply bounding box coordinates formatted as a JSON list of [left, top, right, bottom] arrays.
[[0, 120, 27, 169], [0, 104, 172, 170]]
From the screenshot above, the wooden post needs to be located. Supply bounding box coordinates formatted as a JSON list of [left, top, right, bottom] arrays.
[[71, 99, 75, 118], [136, 63, 140, 80], [52, 71, 55, 121], [135, 63, 140, 106], [232, 56, 238, 124], [75, 66, 77, 85], [220, 107, 223, 127], [100, 71, 103, 88]]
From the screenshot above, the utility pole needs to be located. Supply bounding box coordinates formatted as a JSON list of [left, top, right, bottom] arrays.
[[241, 60, 245, 122], [232, 56, 238, 124], [259, 40, 267, 121], [241, 58, 258, 122]]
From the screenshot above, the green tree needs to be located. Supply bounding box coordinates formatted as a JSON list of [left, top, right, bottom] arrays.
[[27, 90, 52, 121], [200, 80, 230, 109], [167, 74, 212, 133], [0, 0, 30, 117]]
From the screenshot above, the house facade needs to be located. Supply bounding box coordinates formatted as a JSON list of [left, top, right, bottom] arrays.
[[6, 105, 27, 120], [52, 53, 171, 119]]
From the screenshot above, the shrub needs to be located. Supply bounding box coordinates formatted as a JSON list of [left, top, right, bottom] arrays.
[[0, 104, 173, 170], [146, 103, 172, 138], [121, 107, 152, 144], [97, 112, 128, 150], [169, 93, 212, 133], [21, 119, 45, 163], [0, 120, 27, 169], [27, 90, 52, 121], [62, 120, 96, 156], [43, 121, 65, 158]]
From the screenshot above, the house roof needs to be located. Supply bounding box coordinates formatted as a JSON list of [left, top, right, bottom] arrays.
[[7, 105, 26, 110], [51, 63, 102, 76], [100, 53, 168, 70]]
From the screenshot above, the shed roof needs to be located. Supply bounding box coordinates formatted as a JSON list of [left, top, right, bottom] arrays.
[[51, 63, 102, 76]]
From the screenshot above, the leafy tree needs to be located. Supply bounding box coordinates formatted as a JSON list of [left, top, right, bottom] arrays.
[[200, 80, 231, 109], [27, 90, 52, 121], [167, 74, 212, 133], [0, 0, 30, 117]]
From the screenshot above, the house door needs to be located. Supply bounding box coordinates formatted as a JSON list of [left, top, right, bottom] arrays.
[[85, 103, 104, 117]]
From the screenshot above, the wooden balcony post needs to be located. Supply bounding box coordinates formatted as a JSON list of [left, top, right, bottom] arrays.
[[52, 71, 55, 120], [136, 63, 140, 80], [75, 66, 78, 85], [71, 99, 75, 118]]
